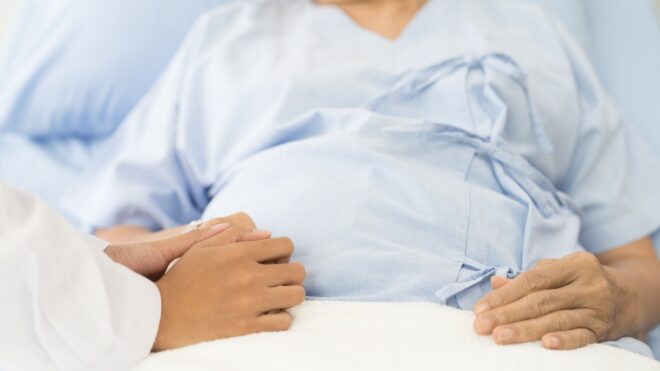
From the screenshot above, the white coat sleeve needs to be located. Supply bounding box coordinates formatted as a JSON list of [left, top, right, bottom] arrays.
[[0, 183, 161, 371]]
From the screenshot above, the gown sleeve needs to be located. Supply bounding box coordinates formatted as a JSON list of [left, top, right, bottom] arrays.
[[65, 15, 215, 232], [0, 183, 160, 370], [552, 19, 660, 254]]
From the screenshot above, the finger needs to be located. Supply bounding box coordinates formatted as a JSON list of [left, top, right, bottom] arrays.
[[475, 263, 576, 312], [253, 311, 294, 332], [484, 260, 557, 307], [490, 308, 594, 345], [262, 263, 307, 286], [474, 288, 578, 335], [193, 227, 269, 249], [244, 238, 295, 263], [155, 223, 232, 261], [490, 276, 510, 290], [534, 259, 557, 268], [201, 212, 256, 231], [542, 329, 598, 350], [240, 230, 272, 242], [258, 285, 306, 313]]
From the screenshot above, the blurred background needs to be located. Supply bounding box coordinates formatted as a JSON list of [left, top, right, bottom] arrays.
[[0, 0, 20, 39]]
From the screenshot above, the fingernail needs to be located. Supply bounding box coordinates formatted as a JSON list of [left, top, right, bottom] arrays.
[[476, 317, 493, 333], [545, 337, 560, 348], [498, 328, 513, 342], [209, 223, 231, 232], [475, 303, 491, 314]]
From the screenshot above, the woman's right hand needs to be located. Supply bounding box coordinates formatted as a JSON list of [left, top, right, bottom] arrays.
[[152, 228, 306, 351]]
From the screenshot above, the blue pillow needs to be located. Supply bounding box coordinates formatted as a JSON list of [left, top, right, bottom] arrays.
[[0, 0, 230, 138]]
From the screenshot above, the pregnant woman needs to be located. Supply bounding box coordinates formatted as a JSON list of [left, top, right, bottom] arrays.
[[67, 0, 660, 355]]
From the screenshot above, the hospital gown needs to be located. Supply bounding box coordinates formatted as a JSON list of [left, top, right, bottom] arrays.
[[67, 0, 660, 355], [0, 183, 160, 370]]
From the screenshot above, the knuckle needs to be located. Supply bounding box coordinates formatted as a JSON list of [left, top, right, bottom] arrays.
[[548, 316, 566, 332], [290, 263, 307, 282], [590, 319, 611, 340], [519, 272, 543, 292], [490, 312, 508, 327], [583, 329, 598, 344], [516, 324, 537, 341], [291, 285, 307, 303], [594, 281, 614, 303], [233, 268, 256, 288], [225, 226, 249, 240], [557, 312, 575, 329], [235, 295, 257, 311], [228, 244, 249, 259], [532, 291, 555, 312], [274, 313, 293, 331], [230, 212, 256, 229], [276, 237, 295, 255], [573, 252, 600, 267], [523, 298, 543, 316]]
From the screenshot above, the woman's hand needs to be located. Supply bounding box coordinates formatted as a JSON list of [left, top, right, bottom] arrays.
[[153, 234, 306, 351], [472, 251, 636, 350]]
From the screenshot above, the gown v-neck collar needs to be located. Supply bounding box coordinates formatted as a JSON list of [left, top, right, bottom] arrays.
[[309, 0, 451, 51]]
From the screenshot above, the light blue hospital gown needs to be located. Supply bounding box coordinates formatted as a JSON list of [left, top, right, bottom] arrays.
[[66, 0, 660, 355]]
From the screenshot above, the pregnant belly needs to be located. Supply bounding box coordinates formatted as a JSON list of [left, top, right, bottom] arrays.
[[202, 132, 474, 302]]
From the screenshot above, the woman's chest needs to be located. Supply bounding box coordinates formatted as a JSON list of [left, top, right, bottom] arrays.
[[181, 3, 582, 186]]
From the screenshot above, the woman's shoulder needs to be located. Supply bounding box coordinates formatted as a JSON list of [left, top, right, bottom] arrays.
[[196, 0, 309, 39], [180, 0, 310, 64], [463, 0, 564, 50]]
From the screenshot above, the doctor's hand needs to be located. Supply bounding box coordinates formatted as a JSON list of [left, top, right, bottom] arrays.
[[152, 235, 306, 351], [472, 251, 636, 350], [104, 220, 269, 280]]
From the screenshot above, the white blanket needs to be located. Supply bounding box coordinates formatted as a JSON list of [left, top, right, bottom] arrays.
[[135, 301, 659, 371]]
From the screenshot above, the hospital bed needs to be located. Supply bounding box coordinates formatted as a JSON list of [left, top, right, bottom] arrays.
[[1, 0, 659, 369]]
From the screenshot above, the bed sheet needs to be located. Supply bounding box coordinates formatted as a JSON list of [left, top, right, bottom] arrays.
[[135, 301, 660, 371]]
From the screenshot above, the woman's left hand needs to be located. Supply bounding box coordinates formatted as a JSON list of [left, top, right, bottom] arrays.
[[472, 251, 631, 350]]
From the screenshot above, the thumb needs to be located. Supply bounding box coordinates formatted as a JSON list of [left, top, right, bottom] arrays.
[[153, 223, 232, 262]]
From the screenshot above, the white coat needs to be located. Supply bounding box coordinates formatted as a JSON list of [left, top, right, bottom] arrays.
[[0, 183, 160, 370]]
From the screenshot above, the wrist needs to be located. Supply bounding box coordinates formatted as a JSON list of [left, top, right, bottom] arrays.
[[603, 265, 646, 340], [152, 280, 169, 352]]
